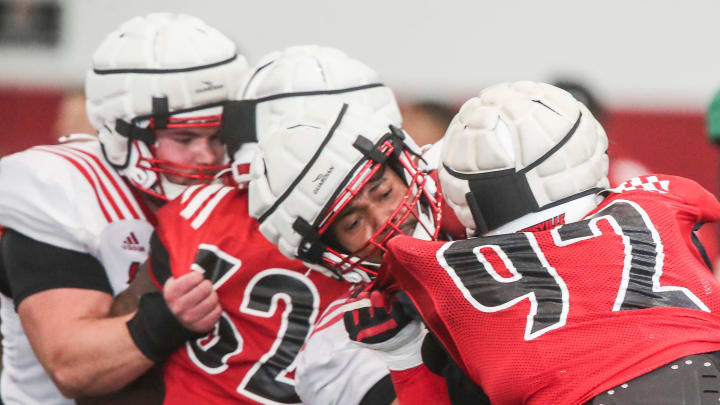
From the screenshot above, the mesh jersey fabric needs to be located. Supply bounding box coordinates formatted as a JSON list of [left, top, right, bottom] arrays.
[[151, 185, 351, 405], [383, 174, 720, 405]]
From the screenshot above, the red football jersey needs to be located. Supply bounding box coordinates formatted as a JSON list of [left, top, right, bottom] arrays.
[[383, 175, 720, 405], [150, 184, 351, 405]]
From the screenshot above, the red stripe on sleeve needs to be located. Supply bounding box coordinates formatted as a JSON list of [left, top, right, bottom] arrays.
[[46, 147, 125, 220], [309, 312, 344, 337], [67, 147, 138, 220], [44, 151, 113, 223]]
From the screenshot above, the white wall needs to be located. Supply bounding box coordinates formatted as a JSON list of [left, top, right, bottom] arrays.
[[2, 0, 718, 110]]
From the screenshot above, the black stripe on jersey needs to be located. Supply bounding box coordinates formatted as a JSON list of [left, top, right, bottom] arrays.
[[1, 229, 112, 309], [691, 222, 713, 270], [148, 232, 172, 286], [359, 374, 395, 405]]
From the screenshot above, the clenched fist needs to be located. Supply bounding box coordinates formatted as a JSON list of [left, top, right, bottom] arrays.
[[164, 271, 222, 334]]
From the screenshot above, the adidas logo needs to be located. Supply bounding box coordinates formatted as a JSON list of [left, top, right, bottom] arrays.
[[122, 232, 145, 252]]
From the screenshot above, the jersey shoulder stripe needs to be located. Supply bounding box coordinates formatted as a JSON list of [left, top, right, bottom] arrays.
[[0, 141, 146, 252], [34, 146, 115, 222], [33, 145, 144, 222], [62, 146, 144, 220], [179, 184, 234, 229]]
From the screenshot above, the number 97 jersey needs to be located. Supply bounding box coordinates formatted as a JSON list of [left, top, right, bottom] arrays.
[[149, 185, 351, 405], [384, 175, 720, 405]]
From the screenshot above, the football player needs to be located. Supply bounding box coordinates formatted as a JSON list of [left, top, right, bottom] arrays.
[[0, 13, 248, 404], [250, 82, 720, 404], [117, 45, 406, 405], [247, 97, 459, 403]]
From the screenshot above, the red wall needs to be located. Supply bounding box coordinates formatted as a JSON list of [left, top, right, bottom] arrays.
[[605, 110, 719, 196], [0, 87, 63, 156]]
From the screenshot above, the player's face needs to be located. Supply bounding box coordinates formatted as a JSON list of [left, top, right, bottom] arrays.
[[328, 166, 414, 264], [153, 126, 225, 185]]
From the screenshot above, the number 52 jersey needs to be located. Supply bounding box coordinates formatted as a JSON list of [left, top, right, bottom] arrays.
[[149, 184, 351, 405], [384, 175, 720, 405]]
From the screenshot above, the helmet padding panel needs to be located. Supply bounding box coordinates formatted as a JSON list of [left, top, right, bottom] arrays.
[[439, 81, 609, 235]]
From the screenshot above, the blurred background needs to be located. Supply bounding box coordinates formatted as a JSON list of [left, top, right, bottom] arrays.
[[1, 0, 720, 260]]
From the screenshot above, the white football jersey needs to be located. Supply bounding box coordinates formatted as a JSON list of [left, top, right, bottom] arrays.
[[0, 140, 154, 405], [295, 297, 391, 405]]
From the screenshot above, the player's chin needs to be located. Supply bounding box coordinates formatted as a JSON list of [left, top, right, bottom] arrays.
[[365, 248, 386, 265], [399, 218, 418, 238]]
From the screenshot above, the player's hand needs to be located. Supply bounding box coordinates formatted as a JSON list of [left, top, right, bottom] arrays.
[[343, 287, 426, 370], [163, 272, 221, 334], [342, 287, 412, 345]]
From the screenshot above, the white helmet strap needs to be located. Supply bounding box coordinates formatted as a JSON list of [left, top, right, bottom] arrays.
[[452, 111, 593, 235]]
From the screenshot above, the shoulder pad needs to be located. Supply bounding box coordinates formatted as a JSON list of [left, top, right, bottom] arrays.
[[0, 142, 145, 252]]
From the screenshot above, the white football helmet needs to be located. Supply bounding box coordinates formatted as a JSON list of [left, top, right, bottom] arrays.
[[85, 13, 248, 201], [220, 45, 402, 175], [439, 81, 609, 236], [249, 99, 442, 282]]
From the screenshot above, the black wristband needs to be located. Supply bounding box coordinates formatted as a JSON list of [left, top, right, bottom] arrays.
[[127, 292, 204, 362]]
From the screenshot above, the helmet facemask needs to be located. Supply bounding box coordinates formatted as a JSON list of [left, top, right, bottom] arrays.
[[295, 127, 443, 280], [110, 101, 233, 202]]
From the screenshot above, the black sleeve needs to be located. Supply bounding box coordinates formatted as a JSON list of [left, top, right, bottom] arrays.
[[359, 374, 396, 405], [422, 332, 491, 405], [443, 360, 491, 405], [1, 229, 112, 308], [691, 222, 714, 270], [422, 331, 449, 375], [147, 231, 172, 286], [0, 234, 11, 297]]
